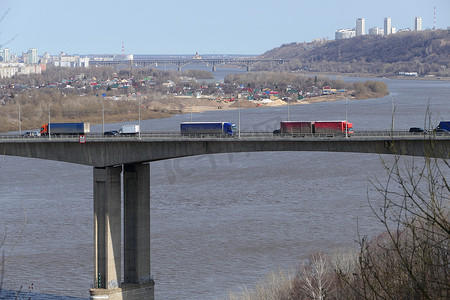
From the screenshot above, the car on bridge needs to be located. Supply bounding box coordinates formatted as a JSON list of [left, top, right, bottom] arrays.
[[409, 127, 426, 133], [22, 131, 41, 137], [104, 130, 119, 136]]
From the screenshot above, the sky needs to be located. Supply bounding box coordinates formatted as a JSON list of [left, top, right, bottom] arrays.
[[1, 0, 449, 56]]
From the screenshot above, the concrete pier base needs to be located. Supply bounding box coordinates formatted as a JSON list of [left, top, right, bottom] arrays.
[[90, 281, 154, 300]]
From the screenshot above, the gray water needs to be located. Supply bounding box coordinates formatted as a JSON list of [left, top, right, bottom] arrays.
[[0, 77, 449, 299]]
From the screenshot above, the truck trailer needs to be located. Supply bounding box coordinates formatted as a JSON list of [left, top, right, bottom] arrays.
[[314, 121, 353, 135], [119, 124, 140, 135], [280, 121, 313, 134], [180, 122, 236, 136], [40, 122, 90, 136], [276, 120, 353, 136]]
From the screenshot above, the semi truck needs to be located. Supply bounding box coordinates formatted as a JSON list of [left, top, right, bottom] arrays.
[[436, 121, 450, 132], [119, 124, 140, 135], [180, 122, 236, 136], [40, 122, 90, 136], [275, 120, 353, 136]]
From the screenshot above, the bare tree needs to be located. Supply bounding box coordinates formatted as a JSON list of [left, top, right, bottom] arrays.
[[334, 147, 449, 299], [0, 8, 17, 48], [0, 209, 28, 299], [296, 252, 334, 300]]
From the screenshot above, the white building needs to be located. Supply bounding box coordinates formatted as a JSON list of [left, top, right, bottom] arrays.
[[384, 17, 392, 36], [0, 62, 42, 78], [356, 18, 365, 36], [415, 17, 422, 31], [0, 49, 11, 62], [27, 48, 38, 64], [41, 52, 51, 63], [369, 27, 383, 35], [0, 63, 19, 78], [335, 28, 356, 39], [54, 54, 89, 68]]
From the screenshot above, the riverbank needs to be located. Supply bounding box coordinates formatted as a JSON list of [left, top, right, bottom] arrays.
[[0, 92, 355, 133], [298, 70, 450, 81], [176, 92, 355, 114]]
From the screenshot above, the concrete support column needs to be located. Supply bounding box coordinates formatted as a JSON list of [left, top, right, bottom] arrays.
[[123, 163, 151, 284], [92, 166, 122, 290]]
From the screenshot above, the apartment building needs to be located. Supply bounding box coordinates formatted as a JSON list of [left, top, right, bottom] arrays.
[[335, 28, 356, 39], [384, 17, 392, 35], [415, 17, 422, 31], [356, 18, 365, 36]]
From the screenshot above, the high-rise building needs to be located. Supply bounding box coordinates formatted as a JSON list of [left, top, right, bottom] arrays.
[[27, 48, 38, 64], [384, 17, 392, 36], [415, 17, 422, 31], [3, 49, 11, 62], [356, 18, 365, 36]]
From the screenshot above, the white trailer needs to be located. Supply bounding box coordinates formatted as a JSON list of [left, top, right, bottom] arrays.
[[119, 124, 140, 135]]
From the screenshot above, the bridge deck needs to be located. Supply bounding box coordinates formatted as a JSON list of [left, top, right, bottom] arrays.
[[1, 132, 448, 167]]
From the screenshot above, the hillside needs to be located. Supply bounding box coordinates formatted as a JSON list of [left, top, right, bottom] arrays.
[[259, 30, 450, 77]]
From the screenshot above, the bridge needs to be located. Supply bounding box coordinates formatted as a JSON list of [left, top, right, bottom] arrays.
[[0, 133, 448, 300], [89, 58, 290, 72]]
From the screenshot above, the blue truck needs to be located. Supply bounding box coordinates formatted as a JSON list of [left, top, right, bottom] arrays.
[[40, 122, 90, 135], [436, 121, 450, 132], [180, 122, 236, 136]]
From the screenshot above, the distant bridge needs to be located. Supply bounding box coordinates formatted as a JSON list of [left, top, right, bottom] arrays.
[[89, 57, 290, 72], [1, 132, 448, 300]]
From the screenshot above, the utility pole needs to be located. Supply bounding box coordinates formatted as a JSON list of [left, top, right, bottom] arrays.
[[138, 101, 141, 139], [345, 98, 348, 139], [101, 100, 105, 134], [18, 103, 21, 135], [434, 6, 437, 30], [391, 95, 395, 134], [287, 98, 290, 121], [190, 96, 193, 122], [48, 102, 51, 140], [238, 93, 241, 139]]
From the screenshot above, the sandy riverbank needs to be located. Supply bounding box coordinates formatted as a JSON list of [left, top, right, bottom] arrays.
[[176, 92, 355, 114]]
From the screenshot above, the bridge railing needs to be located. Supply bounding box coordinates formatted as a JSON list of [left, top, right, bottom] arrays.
[[0, 131, 448, 141]]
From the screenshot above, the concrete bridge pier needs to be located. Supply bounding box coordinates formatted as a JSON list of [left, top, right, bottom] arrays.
[[90, 164, 154, 300]]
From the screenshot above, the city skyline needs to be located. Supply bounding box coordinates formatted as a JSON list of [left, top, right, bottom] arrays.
[[1, 0, 449, 55]]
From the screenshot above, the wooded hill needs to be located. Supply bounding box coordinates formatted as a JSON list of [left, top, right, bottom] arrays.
[[259, 29, 450, 76]]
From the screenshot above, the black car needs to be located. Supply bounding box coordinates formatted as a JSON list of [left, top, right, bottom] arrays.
[[104, 130, 119, 136], [409, 127, 426, 133]]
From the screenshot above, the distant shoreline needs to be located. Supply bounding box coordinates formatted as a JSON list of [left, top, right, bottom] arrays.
[[298, 71, 450, 81]]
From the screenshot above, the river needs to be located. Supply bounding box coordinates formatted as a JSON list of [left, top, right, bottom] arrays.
[[0, 75, 449, 299]]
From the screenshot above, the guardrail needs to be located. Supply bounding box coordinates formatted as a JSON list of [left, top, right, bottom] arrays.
[[0, 131, 448, 142]]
